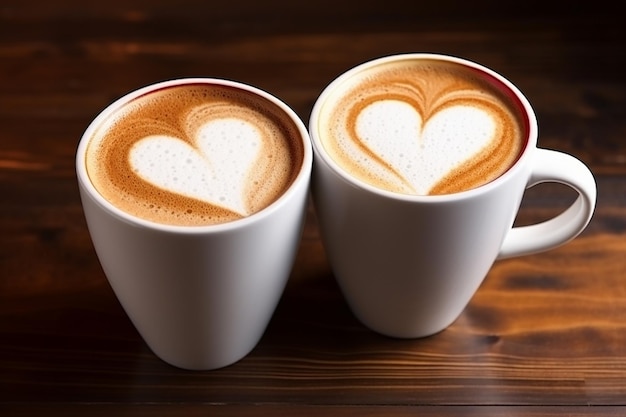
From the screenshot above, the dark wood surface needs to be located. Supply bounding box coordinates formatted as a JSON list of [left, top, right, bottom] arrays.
[[1, 1, 625, 415]]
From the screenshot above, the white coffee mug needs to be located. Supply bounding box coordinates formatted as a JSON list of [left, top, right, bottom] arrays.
[[76, 79, 312, 370], [309, 54, 597, 338]]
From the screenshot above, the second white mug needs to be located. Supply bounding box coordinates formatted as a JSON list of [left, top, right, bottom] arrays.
[[309, 53, 596, 338]]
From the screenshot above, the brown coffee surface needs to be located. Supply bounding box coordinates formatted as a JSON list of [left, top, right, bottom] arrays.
[[85, 83, 304, 226], [316, 58, 526, 195]]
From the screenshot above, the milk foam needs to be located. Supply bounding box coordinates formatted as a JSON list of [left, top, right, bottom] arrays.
[[130, 119, 262, 216], [354, 100, 496, 194], [318, 59, 525, 195], [86, 83, 304, 226]]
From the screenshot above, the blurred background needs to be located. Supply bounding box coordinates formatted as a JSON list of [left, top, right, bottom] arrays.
[[1, 0, 624, 174]]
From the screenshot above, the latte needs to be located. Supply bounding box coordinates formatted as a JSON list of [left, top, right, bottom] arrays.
[[314, 57, 526, 195], [85, 81, 305, 226]]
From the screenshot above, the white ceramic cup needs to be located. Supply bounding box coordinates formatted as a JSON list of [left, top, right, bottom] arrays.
[[309, 54, 597, 338], [76, 79, 312, 370]]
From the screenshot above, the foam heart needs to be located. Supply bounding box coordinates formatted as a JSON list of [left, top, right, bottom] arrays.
[[129, 119, 261, 216], [356, 100, 495, 194]]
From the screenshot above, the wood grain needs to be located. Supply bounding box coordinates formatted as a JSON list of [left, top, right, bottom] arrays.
[[1, 0, 625, 415]]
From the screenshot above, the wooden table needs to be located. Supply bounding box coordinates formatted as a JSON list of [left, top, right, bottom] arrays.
[[1, 1, 625, 415]]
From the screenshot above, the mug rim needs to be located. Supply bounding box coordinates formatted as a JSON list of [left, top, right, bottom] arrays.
[[76, 77, 313, 234], [308, 52, 538, 202]]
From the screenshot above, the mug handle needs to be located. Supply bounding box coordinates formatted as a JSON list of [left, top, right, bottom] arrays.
[[497, 149, 597, 260]]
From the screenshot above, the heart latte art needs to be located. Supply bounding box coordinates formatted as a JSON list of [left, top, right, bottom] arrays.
[[317, 60, 525, 195], [86, 84, 304, 226]]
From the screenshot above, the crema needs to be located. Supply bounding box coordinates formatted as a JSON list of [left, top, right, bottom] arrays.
[[316, 59, 526, 195], [85, 82, 305, 226]]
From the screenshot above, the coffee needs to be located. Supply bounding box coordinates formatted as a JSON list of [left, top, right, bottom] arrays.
[[314, 58, 526, 195], [85, 82, 305, 226]]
